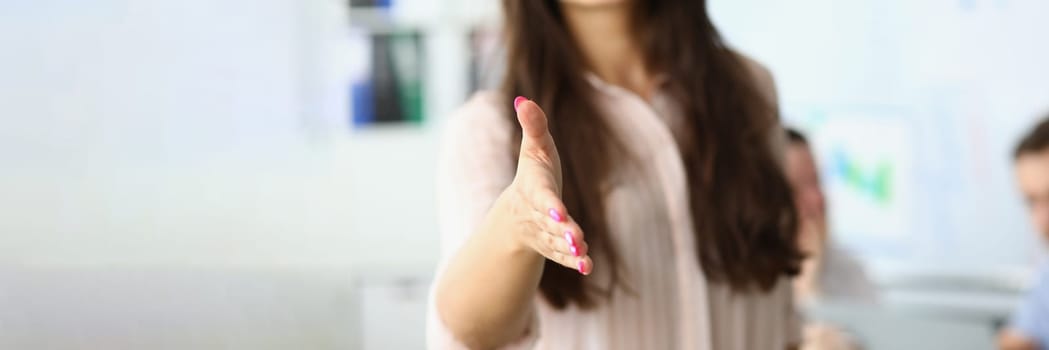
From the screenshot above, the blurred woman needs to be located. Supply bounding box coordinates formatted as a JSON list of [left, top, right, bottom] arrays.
[[429, 0, 801, 349], [784, 128, 875, 350], [784, 128, 877, 305]]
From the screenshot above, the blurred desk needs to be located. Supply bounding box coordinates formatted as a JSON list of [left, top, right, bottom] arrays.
[[0, 266, 359, 350], [882, 288, 1018, 325], [806, 288, 1020, 350]]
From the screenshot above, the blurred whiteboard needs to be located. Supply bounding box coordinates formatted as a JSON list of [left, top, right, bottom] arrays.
[[710, 0, 1049, 271]]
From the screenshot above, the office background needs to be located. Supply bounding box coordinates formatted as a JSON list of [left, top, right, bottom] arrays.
[[1, 0, 1048, 349]]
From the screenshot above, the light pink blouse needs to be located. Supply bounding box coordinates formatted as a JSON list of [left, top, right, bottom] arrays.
[[428, 61, 800, 350]]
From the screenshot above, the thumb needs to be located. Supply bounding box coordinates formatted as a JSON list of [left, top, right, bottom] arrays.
[[514, 96, 557, 163], [513, 96, 562, 191], [514, 96, 550, 143]]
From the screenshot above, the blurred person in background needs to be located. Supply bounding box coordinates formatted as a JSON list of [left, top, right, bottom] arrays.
[[784, 128, 878, 305], [784, 128, 877, 350], [428, 0, 803, 349], [1000, 115, 1049, 350]]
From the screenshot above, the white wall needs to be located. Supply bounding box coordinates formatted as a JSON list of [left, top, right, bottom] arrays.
[[0, 2, 491, 347], [0, 0, 447, 271]]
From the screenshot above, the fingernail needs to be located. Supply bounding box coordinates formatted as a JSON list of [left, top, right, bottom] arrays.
[[564, 232, 579, 257], [514, 96, 528, 112], [548, 208, 562, 222], [578, 260, 588, 275]]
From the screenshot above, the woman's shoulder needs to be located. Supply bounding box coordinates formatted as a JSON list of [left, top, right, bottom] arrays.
[[731, 51, 777, 106], [440, 90, 516, 153], [441, 90, 514, 140], [732, 52, 775, 86]]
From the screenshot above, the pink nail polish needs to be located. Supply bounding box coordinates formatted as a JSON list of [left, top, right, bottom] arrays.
[[548, 208, 562, 222], [565, 232, 579, 257], [578, 260, 588, 275], [514, 96, 527, 111]]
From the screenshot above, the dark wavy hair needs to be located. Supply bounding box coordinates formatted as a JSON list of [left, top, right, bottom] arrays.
[[1015, 115, 1049, 159], [501, 0, 802, 309]]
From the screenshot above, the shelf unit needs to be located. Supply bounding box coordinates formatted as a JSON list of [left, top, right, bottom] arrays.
[[346, 2, 501, 131]]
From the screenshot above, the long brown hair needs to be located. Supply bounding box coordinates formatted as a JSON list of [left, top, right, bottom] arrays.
[[502, 0, 802, 309]]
